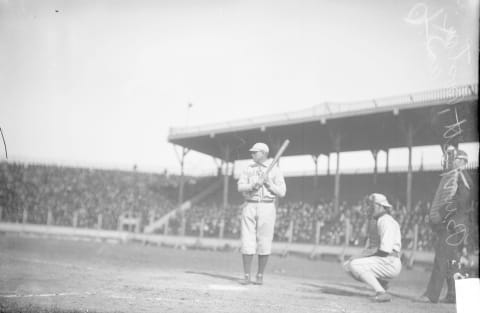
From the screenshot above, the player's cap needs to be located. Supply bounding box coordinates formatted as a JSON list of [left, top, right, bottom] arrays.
[[455, 150, 468, 161], [368, 193, 392, 208], [249, 142, 269, 154]]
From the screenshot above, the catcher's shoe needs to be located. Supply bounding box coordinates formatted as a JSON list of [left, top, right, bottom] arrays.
[[254, 273, 263, 285], [372, 292, 392, 303], [413, 295, 431, 303], [240, 274, 251, 285]]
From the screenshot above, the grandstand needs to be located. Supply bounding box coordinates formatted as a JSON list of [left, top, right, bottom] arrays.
[[168, 84, 477, 210], [0, 85, 477, 262], [3, 161, 478, 255], [165, 84, 477, 234]]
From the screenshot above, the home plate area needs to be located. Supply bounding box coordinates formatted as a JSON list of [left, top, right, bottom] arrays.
[[0, 236, 457, 313]]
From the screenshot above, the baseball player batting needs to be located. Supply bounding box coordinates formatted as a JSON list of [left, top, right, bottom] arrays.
[[237, 141, 288, 285]]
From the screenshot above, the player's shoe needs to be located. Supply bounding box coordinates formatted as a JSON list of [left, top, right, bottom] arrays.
[[254, 273, 263, 285], [240, 274, 251, 285], [373, 292, 392, 302], [378, 279, 390, 291], [413, 295, 431, 303]]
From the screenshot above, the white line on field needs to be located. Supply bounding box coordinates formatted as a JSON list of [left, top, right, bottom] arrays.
[[0, 292, 192, 303], [0, 255, 94, 270], [0, 292, 360, 312], [0, 292, 85, 298]]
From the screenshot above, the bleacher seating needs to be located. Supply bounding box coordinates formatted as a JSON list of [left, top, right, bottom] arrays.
[[0, 162, 179, 230], [1, 162, 478, 253]]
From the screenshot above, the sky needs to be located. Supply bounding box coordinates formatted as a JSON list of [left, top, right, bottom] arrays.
[[0, 0, 478, 176]]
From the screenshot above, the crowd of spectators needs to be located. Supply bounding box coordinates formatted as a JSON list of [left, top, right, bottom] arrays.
[[167, 198, 478, 252], [0, 162, 179, 230], [1, 162, 478, 253]]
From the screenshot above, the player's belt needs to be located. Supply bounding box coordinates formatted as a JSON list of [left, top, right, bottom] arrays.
[[246, 199, 274, 203], [389, 251, 400, 258]]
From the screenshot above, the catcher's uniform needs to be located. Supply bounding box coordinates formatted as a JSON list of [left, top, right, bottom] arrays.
[[237, 160, 286, 255], [344, 213, 402, 289]]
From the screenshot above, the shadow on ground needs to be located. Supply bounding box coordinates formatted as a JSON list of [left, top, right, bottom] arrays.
[[185, 271, 243, 284], [301, 282, 371, 298], [304, 281, 425, 302]]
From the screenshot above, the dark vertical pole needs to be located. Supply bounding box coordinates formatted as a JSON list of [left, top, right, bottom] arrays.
[[406, 125, 413, 212], [372, 149, 378, 187], [386, 148, 390, 174], [312, 155, 319, 202], [221, 146, 230, 239], [312, 155, 319, 189], [327, 154, 330, 176], [333, 135, 341, 212], [177, 147, 188, 236], [178, 148, 186, 205]]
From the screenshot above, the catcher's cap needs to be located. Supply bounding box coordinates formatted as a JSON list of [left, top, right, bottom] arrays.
[[455, 150, 468, 161], [249, 142, 269, 154], [368, 193, 392, 208]]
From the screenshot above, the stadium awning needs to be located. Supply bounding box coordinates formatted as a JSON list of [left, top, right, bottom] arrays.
[[168, 84, 478, 161]]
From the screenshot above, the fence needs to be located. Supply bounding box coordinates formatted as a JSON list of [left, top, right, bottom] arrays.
[[0, 206, 429, 266]]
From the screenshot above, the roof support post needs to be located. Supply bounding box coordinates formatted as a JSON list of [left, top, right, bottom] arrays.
[[371, 149, 379, 187], [406, 124, 413, 213], [385, 148, 390, 174], [399, 114, 417, 213], [326, 154, 330, 176], [333, 135, 341, 212], [312, 155, 319, 190], [220, 145, 231, 239], [312, 154, 321, 202], [212, 157, 222, 177], [174, 146, 190, 206], [174, 146, 190, 236]]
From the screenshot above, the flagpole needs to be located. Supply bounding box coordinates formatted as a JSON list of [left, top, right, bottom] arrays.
[[186, 103, 192, 127]]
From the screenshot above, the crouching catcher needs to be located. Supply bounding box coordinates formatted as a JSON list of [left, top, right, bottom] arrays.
[[343, 193, 402, 302]]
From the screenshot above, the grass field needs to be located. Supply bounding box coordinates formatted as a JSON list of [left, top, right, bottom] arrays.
[[0, 234, 454, 313]]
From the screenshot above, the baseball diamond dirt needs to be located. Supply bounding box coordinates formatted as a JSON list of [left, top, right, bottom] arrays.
[[0, 235, 455, 313]]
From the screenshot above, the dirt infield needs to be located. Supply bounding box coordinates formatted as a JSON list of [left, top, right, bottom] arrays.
[[0, 234, 454, 313]]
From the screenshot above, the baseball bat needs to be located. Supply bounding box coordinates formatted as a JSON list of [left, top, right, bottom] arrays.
[[264, 139, 290, 176], [251, 139, 290, 190], [0, 127, 7, 160]]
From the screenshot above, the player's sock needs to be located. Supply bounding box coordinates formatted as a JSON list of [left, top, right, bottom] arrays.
[[255, 273, 263, 285], [255, 255, 269, 285], [257, 255, 269, 275], [242, 254, 253, 278], [241, 273, 251, 285]]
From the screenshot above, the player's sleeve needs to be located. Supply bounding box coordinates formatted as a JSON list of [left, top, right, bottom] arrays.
[[377, 218, 395, 254], [266, 167, 286, 198], [237, 168, 252, 192]]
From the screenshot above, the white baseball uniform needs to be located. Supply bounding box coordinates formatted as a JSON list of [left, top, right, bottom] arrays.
[[238, 160, 286, 255], [344, 214, 402, 286]]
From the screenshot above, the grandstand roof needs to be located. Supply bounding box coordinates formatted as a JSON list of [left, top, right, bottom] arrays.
[[168, 84, 478, 161]]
